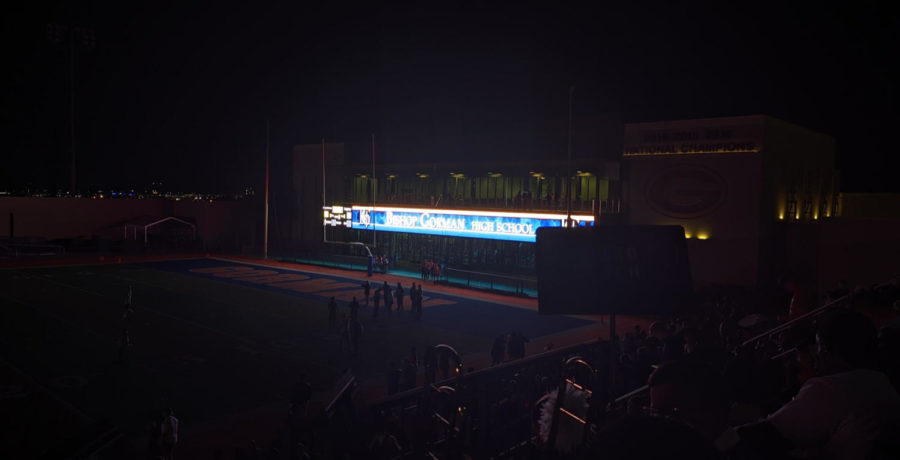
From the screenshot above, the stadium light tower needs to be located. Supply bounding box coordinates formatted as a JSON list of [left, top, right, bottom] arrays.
[[264, 119, 270, 259], [566, 86, 575, 227], [47, 23, 95, 196]]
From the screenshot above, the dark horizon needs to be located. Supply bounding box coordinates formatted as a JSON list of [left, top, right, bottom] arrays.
[[3, 1, 898, 193]]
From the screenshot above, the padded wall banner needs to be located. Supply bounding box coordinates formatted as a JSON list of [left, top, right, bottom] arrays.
[[536, 226, 693, 315]]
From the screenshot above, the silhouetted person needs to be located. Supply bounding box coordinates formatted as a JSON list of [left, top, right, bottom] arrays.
[[432, 263, 441, 283], [647, 358, 727, 441], [373, 287, 381, 317], [363, 280, 371, 305], [160, 407, 179, 460], [349, 296, 360, 319], [410, 283, 421, 319], [395, 283, 404, 312], [728, 309, 900, 459], [383, 282, 393, 314], [414, 284, 424, 319]]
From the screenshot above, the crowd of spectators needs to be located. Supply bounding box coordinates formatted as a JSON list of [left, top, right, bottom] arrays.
[[209, 278, 900, 459]]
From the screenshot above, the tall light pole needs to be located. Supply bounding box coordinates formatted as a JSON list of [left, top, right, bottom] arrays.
[[566, 86, 575, 227], [263, 119, 270, 259], [321, 138, 327, 243], [371, 133, 377, 248], [47, 24, 95, 196]]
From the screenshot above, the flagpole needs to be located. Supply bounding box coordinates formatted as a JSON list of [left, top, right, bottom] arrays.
[[372, 133, 377, 248], [566, 86, 575, 227], [322, 137, 326, 243], [264, 119, 270, 259]]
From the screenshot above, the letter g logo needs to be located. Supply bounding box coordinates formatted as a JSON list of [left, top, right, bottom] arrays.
[[645, 163, 727, 218]]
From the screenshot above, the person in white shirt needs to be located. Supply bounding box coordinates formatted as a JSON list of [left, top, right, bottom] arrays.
[[726, 308, 900, 459], [161, 407, 179, 460]]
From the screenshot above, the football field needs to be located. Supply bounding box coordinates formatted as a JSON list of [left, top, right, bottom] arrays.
[[0, 257, 598, 455]]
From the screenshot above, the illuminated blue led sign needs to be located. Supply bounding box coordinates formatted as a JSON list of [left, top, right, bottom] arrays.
[[348, 206, 594, 242]]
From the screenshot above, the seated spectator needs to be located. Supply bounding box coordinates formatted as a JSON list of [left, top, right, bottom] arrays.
[[647, 358, 727, 441], [728, 308, 900, 460]]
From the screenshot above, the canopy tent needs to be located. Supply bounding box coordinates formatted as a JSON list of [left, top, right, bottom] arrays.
[[122, 216, 196, 243]]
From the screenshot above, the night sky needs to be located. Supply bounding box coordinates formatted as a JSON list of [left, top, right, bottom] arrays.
[[3, 1, 898, 193]]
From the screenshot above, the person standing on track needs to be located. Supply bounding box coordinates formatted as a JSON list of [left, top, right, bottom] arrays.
[[349, 296, 360, 320], [432, 263, 441, 283], [383, 282, 393, 315], [415, 285, 424, 319], [363, 280, 371, 306], [373, 287, 381, 317], [395, 283, 405, 313]]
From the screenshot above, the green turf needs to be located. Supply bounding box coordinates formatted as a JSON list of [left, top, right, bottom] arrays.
[[0, 262, 492, 448]]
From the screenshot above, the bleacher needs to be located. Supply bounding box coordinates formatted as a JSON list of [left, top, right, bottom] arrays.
[[277, 274, 900, 459]]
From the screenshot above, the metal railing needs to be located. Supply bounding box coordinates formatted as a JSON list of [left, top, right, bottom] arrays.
[[610, 273, 900, 416], [277, 254, 373, 272], [0, 242, 66, 258], [443, 267, 537, 296], [738, 273, 900, 351], [365, 339, 608, 458]]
